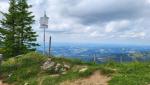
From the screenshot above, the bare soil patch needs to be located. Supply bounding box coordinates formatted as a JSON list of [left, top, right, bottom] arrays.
[[0, 80, 9, 85], [60, 71, 111, 85]]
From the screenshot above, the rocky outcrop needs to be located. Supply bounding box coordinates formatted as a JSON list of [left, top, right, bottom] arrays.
[[41, 58, 71, 74]]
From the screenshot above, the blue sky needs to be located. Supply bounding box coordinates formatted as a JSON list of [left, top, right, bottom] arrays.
[[1, 0, 150, 45]]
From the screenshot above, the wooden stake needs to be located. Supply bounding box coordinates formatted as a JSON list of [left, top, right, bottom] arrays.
[[49, 36, 51, 56]]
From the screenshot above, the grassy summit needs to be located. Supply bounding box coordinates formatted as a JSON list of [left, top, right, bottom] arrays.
[[0, 52, 150, 85]]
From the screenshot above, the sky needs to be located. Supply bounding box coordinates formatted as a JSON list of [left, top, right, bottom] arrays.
[[1, 0, 150, 45]]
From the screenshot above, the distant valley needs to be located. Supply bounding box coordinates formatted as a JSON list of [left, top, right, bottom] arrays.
[[37, 43, 150, 63]]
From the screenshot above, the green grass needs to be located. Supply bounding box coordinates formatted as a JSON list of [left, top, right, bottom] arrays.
[[0, 52, 150, 85], [0, 52, 47, 84], [0, 52, 99, 85], [104, 62, 150, 85]]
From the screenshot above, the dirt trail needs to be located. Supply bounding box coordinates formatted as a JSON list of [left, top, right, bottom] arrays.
[[0, 80, 8, 85], [60, 71, 111, 85]]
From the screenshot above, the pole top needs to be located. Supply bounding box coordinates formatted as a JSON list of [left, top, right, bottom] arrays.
[[44, 11, 48, 18]]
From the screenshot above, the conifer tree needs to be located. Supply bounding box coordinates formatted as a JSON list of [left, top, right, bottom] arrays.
[[0, 27, 5, 47], [0, 0, 18, 58], [0, 27, 3, 45], [0, 0, 38, 58], [16, 0, 38, 54]]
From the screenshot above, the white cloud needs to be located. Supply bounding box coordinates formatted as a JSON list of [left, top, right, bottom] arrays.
[[146, 0, 150, 3], [0, 2, 9, 20], [105, 20, 130, 33], [0, 2, 9, 12], [1, 0, 150, 44]]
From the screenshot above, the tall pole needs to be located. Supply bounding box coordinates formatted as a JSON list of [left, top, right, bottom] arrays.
[[49, 36, 51, 56], [40, 11, 49, 55]]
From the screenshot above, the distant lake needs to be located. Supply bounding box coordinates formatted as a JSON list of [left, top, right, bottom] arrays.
[[37, 43, 150, 63]]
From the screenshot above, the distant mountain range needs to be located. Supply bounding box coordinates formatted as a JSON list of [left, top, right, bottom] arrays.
[[37, 43, 150, 63]]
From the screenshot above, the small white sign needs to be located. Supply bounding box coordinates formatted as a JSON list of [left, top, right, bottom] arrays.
[[40, 14, 49, 28]]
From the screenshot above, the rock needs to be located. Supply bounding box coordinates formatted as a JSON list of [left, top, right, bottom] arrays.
[[112, 69, 117, 72], [56, 63, 61, 68], [61, 72, 67, 75], [24, 82, 29, 85], [64, 64, 70, 70], [47, 58, 52, 61], [50, 74, 60, 77], [60, 68, 66, 72], [41, 59, 71, 74], [48, 62, 55, 67], [55, 66, 59, 72], [41, 60, 55, 70], [79, 67, 88, 73], [8, 73, 13, 78]]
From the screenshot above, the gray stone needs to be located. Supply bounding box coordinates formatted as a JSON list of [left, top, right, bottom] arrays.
[[79, 66, 88, 73], [64, 64, 70, 70], [56, 63, 61, 67], [41, 59, 71, 74], [61, 72, 67, 75], [55, 67, 59, 72], [24, 82, 29, 85], [8, 73, 13, 77], [60, 68, 66, 72], [41, 59, 55, 70]]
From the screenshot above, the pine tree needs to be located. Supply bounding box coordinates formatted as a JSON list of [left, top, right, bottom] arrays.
[[0, 27, 5, 47], [16, 0, 38, 54], [0, 0, 38, 58], [0, 0, 18, 58], [0, 27, 3, 45]]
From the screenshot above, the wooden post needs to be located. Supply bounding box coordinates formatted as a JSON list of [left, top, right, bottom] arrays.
[[93, 54, 96, 63], [49, 36, 51, 56]]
